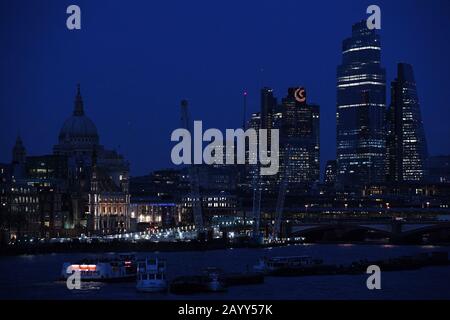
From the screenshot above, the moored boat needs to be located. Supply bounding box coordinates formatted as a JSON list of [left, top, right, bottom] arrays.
[[61, 253, 137, 282], [170, 267, 226, 294], [223, 272, 264, 286], [203, 267, 226, 292], [252, 255, 341, 276], [136, 257, 168, 293], [253, 256, 323, 274]]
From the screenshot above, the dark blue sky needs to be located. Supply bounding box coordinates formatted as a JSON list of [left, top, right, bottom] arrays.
[[1, 0, 450, 176]]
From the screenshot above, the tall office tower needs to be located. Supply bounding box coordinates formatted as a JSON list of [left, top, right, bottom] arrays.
[[324, 160, 337, 185], [243, 112, 261, 187], [387, 63, 428, 183], [336, 21, 387, 188], [259, 87, 279, 191], [280, 87, 320, 186], [246, 111, 261, 162], [260, 87, 277, 131]]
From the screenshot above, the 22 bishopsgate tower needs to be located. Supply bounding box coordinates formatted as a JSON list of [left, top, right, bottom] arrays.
[[336, 21, 387, 188]]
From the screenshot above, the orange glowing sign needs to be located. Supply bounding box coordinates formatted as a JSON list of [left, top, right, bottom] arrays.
[[294, 87, 306, 103]]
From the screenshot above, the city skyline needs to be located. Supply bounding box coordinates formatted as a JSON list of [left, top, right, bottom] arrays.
[[1, 1, 450, 304], [1, 0, 450, 177]]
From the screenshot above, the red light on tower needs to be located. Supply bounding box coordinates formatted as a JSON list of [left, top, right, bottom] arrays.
[[242, 90, 248, 129]]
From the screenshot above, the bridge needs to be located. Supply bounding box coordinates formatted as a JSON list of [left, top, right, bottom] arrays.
[[288, 219, 450, 244]]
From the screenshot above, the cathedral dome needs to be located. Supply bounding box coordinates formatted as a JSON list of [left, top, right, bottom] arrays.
[[58, 85, 99, 145]]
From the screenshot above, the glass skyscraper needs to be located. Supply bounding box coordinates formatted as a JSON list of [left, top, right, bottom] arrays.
[[260, 87, 277, 132], [336, 21, 386, 188], [387, 63, 428, 183]]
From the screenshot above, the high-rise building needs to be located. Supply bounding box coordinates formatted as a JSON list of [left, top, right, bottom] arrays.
[[387, 63, 428, 183], [280, 87, 320, 186], [260, 87, 277, 131], [242, 112, 262, 190], [324, 160, 337, 185], [336, 21, 387, 188], [258, 87, 281, 192]]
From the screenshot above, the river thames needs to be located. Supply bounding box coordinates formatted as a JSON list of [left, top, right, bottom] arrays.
[[1, 244, 449, 300]]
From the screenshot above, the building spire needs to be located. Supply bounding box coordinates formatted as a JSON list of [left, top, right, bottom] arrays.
[[74, 83, 84, 116], [12, 135, 26, 164]]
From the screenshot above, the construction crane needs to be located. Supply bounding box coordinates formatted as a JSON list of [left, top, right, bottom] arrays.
[[238, 90, 262, 242], [240, 91, 263, 242], [251, 163, 262, 243], [273, 145, 291, 240], [180, 100, 204, 237]]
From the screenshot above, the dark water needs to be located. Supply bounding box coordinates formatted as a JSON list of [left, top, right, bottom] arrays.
[[1, 244, 450, 300]]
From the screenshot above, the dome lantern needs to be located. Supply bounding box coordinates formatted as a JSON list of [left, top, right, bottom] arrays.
[[57, 84, 99, 146]]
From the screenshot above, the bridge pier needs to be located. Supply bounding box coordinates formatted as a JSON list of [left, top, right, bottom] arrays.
[[390, 220, 403, 243]]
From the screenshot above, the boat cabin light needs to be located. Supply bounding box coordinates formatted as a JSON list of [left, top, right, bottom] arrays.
[[70, 264, 97, 272]]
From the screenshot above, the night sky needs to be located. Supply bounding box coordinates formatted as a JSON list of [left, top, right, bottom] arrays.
[[1, 0, 450, 176]]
